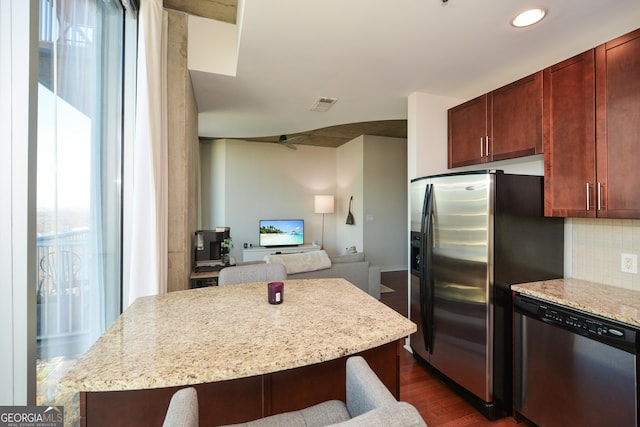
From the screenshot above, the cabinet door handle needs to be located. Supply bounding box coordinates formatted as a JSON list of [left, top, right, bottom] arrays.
[[480, 137, 484, 157], [485, 136, 490, 157], [586, 183, 590, 211], [597, 182, 602, 211]]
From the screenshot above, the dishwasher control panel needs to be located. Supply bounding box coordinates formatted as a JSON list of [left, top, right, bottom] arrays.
[[514, 294, 637, 353], [542, 307, 625, 338]]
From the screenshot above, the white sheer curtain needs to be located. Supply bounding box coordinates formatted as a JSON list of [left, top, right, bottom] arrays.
[[125, 0, 168, 306], [36, 0, 127, 406]]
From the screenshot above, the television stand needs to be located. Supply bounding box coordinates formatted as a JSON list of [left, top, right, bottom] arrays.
[[242, 244, 320, 262]]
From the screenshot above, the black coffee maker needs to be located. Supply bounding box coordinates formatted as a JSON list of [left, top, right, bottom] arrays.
[[194, 228, 229, 271]]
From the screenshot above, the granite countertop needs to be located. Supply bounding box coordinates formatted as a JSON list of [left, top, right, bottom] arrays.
[[59, 278, 416, 393], [512, 278, 640, 328]]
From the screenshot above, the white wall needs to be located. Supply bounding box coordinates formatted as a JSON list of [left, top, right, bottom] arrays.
[[188, 15, 238, 76], [407, 92, 462, 180], [451, 155, 544, 176]]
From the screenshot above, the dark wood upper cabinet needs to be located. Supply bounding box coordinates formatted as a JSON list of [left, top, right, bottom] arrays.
[[448, 72, 543, 168], [448, 95, 488, 168], [544, 27, 640, 218], [447, 27, 640, 218], [543, 50, 596, 217], [490, 72, 544, 161], [595, 28, 640, 218]]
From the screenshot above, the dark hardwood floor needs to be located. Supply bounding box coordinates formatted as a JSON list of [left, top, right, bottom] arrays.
[[380, 270, 524, 427]]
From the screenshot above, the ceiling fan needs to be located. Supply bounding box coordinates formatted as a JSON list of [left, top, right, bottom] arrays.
[[199, 134, 307, 149], [273, 134, 306, 150]]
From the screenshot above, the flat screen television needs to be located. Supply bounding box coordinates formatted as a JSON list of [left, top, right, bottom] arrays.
[[259, 219, 304, 247]]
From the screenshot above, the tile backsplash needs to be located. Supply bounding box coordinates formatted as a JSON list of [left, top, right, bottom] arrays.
[[570, 218, 640, 291]]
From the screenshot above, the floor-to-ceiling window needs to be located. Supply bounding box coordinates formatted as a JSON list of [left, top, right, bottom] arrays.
[[36, 0, 136, 407]]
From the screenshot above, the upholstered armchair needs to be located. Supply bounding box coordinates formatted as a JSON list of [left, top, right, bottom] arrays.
[[162, 357, 426, 426], [162, 387, 198, 427]]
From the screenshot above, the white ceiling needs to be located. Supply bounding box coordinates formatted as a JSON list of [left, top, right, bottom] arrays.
[[191, 0, 640, 140]]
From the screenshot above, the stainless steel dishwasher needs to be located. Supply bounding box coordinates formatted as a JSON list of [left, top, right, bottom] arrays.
[[514, 294, 638, 427]]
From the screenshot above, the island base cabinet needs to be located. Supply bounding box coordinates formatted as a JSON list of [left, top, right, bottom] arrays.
[[79, 341, 400, 426], [267, 340, 399, 415], [81, 376, 263, 427]]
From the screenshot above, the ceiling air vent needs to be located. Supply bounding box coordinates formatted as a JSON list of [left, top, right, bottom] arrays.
[[310, 97, 338, 112]]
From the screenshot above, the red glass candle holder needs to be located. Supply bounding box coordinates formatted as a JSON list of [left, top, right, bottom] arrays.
[[268, 281, 284, 304]]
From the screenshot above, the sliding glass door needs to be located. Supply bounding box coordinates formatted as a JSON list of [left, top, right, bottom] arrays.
[[36, 0, 133, 406]]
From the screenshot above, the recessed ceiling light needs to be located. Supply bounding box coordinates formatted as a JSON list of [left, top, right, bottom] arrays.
[[511, 8, 546, 28]]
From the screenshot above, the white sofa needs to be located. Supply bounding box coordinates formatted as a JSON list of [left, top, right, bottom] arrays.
[[264, 251, 382, 299]]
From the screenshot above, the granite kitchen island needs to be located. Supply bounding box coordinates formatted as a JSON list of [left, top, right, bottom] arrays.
[[59, 278, 416, 426]]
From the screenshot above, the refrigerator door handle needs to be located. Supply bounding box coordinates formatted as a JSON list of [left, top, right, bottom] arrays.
[[418, 184, 430, 353], [420, 183, 435, 354]]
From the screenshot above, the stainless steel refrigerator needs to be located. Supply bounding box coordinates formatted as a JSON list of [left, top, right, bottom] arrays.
[[410, 170, 564, 419]]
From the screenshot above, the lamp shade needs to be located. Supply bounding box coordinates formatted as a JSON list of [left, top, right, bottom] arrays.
[[314, 195, 334, 214]]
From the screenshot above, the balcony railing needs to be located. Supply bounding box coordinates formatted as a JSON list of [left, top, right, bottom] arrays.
[[39, 0, 93, 47], [37, 229, 92, 358]]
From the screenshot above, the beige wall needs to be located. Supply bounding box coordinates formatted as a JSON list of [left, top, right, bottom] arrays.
[[167, 11, 199, 291]]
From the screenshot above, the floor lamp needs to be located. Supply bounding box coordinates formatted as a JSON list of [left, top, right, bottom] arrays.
[[314, 195, 334, 250]]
